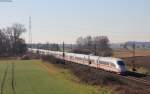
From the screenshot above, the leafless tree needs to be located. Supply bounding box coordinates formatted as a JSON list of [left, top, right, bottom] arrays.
[[0, 23, 27, 56], [93, 36, 112, 56], [75, 36, 112, 56], [76, 37, 84, 48], [50, 43, 60, 51]]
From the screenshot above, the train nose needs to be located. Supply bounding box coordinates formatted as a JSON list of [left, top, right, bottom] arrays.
[[120, 66, 127, 72]]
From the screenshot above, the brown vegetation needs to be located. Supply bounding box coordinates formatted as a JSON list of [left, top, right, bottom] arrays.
[[113, 49, 150, 58], [113, 49, 150, 74], [124, 56, 150, 69], [0, 23, 27, 56], [75, 36, 112, 56], [41, 55, 150, 94]]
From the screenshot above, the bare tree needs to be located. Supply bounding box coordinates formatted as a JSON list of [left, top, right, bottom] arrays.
[[50, 43, 60, 51], [11, 23, 26, 55], [84, 36, 92, 52], [0, 23, 27, 56], [75, 36, 112, 56], [93, 36, 112, 56], [76, 37, 84, 48]]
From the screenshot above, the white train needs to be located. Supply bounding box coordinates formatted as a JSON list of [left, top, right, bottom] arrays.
[[28, 48, 127, 74]]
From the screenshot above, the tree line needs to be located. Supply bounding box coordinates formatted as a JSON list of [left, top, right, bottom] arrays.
[[32, 35, 113, 57], [73, 36, 112, 56], [0, 23, 27, 56], [30, 43, 60, 51]]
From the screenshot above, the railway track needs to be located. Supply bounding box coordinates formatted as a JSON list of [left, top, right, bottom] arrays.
[[31, 48, 150, 88], [100, 69, 150, 86], [66, 60, 150, 87], [94, 65, 150, 86], [41, 53, 150, 88], [64, 59, 150, 87], [97, 68, 150, 86], [124, 75, 150, 86], [83, 63, 150, 86]]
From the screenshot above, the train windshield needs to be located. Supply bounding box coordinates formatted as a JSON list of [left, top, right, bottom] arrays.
[[117, 61, 125, 66]]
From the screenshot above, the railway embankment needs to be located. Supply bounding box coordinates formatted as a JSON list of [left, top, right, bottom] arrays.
[[41, 55, 150, 94]]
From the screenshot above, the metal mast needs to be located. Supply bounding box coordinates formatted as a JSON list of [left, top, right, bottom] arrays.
[[29, 16, 32, 48]]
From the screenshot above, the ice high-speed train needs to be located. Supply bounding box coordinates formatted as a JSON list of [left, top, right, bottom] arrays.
[[28, 48, 127, 74]]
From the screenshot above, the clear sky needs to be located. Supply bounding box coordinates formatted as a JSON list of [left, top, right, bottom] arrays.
[[0, 0, 150, 43]]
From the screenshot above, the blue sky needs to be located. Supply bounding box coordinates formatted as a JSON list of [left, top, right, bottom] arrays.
[[0, 0, 150, 43]]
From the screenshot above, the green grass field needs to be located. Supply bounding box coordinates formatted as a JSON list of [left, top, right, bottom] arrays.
[[0, 59, 111, 94]]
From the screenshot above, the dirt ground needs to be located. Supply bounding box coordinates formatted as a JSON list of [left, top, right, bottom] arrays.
[[113, 49, 150, 74], [113, 49, 150, 58], [123, 56, 150, 69]]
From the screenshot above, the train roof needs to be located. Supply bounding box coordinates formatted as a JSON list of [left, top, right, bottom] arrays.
[[99, 57, 123, 62], [29, 48, 123, 62]]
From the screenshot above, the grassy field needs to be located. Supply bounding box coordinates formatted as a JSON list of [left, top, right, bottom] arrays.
[[0, 59, 111, 94]]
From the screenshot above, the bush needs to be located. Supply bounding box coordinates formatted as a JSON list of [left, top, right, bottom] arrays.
[[42, 57, 150, 94], [21, 55, 31, 60], [41, 55, 65, 64], [43, 57, 124, 86]]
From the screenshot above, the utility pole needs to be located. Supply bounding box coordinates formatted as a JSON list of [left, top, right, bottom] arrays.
[[132, 42, 136, 71], [63, 42, 65, 57], [94, 43, 97, 55], [133, 42, 135, 57], [70, 44, 72, 50], [62, 42, 65, 64]]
